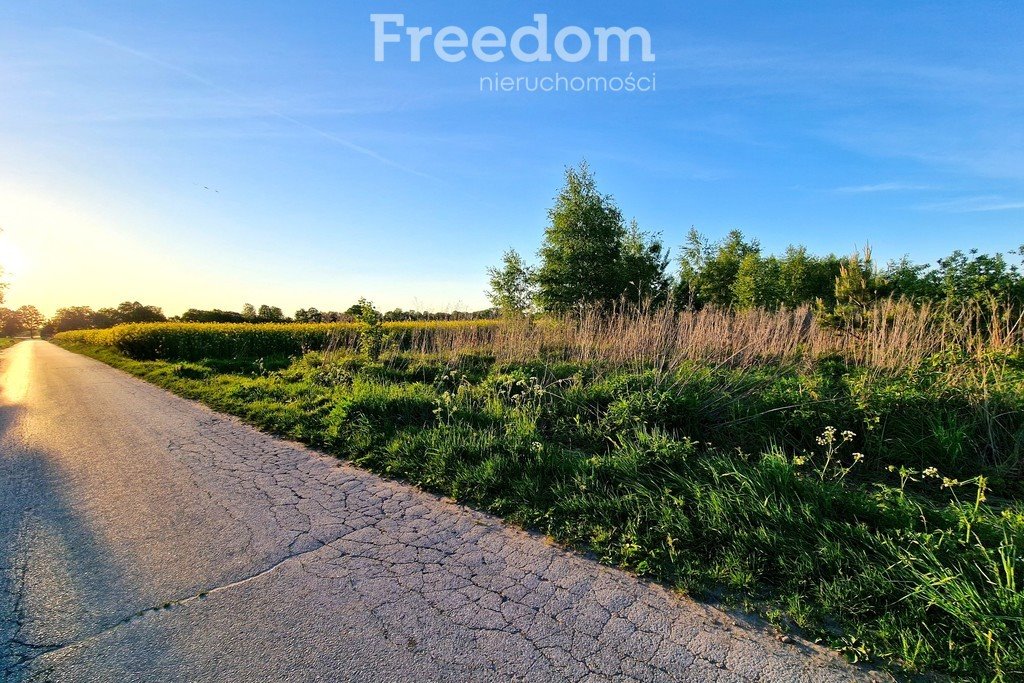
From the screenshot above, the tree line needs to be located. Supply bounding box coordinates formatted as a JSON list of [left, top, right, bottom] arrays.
[[488, 162, 1024, 318], [40, 300, 499, 336]]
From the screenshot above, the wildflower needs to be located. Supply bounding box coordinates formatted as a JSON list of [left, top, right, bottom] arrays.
[[942, 477, 960, 489], [841, 430, 856, 442], [852, 453, 864, 462], [922, 467, 939, 478], [792, 455, 807, 466]]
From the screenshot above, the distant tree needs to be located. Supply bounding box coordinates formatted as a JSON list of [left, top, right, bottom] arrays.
[[46, 306, 97, 333], [534, 162, 628, 312], [777, 246, 842, 308], [677, 229, 759, 308], [241, 303, 257, 321], [116, 301, 165, 323], [15, 305, 43, 336], [826, 246, 880, 328], [354, 298, 388, 361], [487, 249, 536, 317], [0, 308, 22, 336], [618, 221, 670, 307], [344, 302, 368, 317], [733, 254, 783, 309], [933, 248, 1024, 303], [879, 257, 940, 300], [180, 308, 246, 323], [294, 307, 323, 323], [256, 305, 285, 322]]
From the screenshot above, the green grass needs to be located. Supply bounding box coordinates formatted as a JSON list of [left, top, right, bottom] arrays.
[[57, 340, 1024, 681], [0, 337, 20, 352]]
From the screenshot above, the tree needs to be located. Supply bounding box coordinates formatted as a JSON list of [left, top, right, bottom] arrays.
[[15, 305, 43, 336], [733, 254, 783, 309], [676, 229, 759, 308], [828, 246, 879, 328], [619, 221, 670, 307], [534, 162, 628, 312], [295, 308, 323, 323], [777, 246, 842, 308], [345, 302, 370, 317], [487, 249, 536, 316], [933, 248, 1024, 303], [354, 298, 388, 361], [0, 308, 23, 336], [241, 303, 257, 320], [46, 306, 97, 333], [181, 308, 246, 323], [256, 305, 285, 322]]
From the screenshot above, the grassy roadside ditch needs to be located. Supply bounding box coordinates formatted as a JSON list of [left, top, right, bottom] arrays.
[[55, 338, 1024, 681]]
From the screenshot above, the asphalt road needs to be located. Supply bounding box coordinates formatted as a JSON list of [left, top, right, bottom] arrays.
[[0, 341, 880, 682]]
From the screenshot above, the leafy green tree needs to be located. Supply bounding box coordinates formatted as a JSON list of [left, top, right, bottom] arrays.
[[777, 246, 842, 308], [180, 308, 246, 323], [15, 305, 43, 336], [677, 229, 759, 308], [256, 305, 285, 322], [733, 254, 783, 309], [534, 162, 628, 312], [828, 246, 880, 327], [487, 249, 536, 317], [619, 221, 670, 307], [355, 298, 389, 361], [0, 308, 22, 336], [46, 306, 97, 333], [933, 248, 1024, 303], [675, 227, 708, 308], [241, 303, 257, 321], [879, 257, 940, 300], [294, 308, 323, 323]]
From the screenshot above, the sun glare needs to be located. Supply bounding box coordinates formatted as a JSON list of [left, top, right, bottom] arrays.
[[0, 235, 31, 278]]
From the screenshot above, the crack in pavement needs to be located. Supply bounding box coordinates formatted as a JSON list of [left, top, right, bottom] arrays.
[[4, 536, 339, 676]]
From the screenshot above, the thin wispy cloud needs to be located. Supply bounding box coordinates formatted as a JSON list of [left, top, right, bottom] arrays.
[[918, 195, 1024, 213], [834, 182, 936, 194], [72, 30, 439, 181]]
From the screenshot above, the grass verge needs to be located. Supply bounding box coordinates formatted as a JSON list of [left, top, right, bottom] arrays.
[[56, 340, 1024, 681]]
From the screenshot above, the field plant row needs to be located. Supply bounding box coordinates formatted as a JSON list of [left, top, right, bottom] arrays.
[[55, 335, 1024, 681], [55, 298, 1022, 370]]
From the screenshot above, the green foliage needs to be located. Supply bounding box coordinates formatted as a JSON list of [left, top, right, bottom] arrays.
[[180, 308, 247, 323], [0, 305, 44, 336], [354, 298, 390, 361], [534, 161, 629, 312], [486, 249, 535, 316], [680, 229, 760, 308], [619, 220, 671, 307], [733, 253, 783, 309], [495, 163, 670, 313]]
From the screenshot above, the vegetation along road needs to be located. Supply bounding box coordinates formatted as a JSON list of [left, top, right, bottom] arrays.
[[0, 340, 878, 681]]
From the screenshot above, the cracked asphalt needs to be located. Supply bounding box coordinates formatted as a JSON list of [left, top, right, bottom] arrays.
[[0, 341, 881, 682]]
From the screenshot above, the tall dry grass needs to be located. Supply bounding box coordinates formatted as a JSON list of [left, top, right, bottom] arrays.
[[57, 298, 1021, 370], [393, 298, 1023, 370]]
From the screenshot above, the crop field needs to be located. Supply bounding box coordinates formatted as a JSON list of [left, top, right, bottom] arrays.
[[56, 303, 1024, 681]]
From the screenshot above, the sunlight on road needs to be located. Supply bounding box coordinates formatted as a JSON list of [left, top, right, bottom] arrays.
[[1, 341, 35, 404]]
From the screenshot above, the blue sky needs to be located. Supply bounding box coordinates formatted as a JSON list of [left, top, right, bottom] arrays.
[[1, 1, 1022, 316]]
